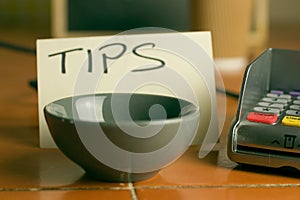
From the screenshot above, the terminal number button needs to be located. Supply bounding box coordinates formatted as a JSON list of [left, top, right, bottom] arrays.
[[253, 107, 281, 115]]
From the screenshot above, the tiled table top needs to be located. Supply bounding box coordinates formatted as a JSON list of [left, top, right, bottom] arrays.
[[1, 28, 300, 199]]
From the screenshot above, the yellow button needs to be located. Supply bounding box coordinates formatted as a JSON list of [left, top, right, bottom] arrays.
[[282, 116, 300, 127]]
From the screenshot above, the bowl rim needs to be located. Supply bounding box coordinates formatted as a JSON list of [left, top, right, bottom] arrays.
[[44, 92, 200, 124]]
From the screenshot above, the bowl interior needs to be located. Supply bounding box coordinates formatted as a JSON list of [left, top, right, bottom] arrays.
[[45, 93, 198, 123]]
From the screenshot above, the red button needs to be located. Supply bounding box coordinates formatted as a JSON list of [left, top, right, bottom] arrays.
[[247, 112, 278, 124]]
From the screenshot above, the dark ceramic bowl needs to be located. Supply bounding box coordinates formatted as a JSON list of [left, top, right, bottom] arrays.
[[44, 93, 199, 182]]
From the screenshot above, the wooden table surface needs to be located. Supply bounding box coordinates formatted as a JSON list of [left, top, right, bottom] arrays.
[[1, 26, 300, 199]]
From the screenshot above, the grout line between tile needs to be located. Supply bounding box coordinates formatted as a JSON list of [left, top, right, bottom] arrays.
[[2, 183, 300, 193], [0, 186, 131, 192], [128, 182, 138, 200], [133, 183, 300, 190]]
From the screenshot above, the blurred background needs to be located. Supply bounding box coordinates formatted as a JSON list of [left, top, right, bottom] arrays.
[[0, 0, 300, 66]]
